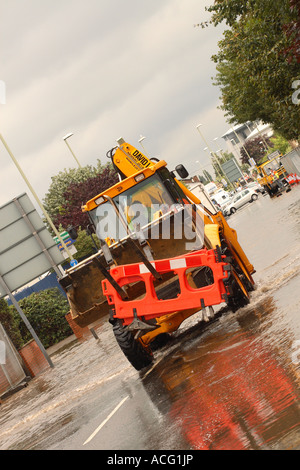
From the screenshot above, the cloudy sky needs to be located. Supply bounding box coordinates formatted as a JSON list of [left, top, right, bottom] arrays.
[[0, 0, 230, 209]]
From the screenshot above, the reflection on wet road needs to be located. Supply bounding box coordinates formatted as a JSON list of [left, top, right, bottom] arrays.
[[143, 304, 300, 450], [0, 188, 300, 450]]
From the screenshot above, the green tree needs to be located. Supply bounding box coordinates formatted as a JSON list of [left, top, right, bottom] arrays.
[[73, 227, 100, 260], [52, 165, 118, 231], [43, 162, 118, 233], [268, 133, 292, 156], [240, 135, 274, 165], [203, 169, 213, 182], [10, 289, 72, 349], [43, 164, 102, 222], [202, 0, 300, 142]]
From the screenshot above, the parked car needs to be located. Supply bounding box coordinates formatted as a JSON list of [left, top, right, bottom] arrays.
[[223, 188, 259, 216]]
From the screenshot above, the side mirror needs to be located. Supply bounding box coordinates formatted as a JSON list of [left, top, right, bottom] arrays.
[[67, 225, 78, 240], [175, 164, 189, 179]]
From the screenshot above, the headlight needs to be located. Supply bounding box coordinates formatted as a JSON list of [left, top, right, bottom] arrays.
[[134, 173, 145, 182], [95, 196, 105, 205]]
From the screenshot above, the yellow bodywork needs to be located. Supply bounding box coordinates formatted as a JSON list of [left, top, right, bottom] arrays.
[[66, 141, 254, 340], [139, 181, 255, 345], [256, 156, 286, 191], [82, 160, 167, 213]]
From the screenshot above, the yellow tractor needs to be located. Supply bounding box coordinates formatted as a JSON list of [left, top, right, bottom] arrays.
[[256, 156, 291, 197], [59, 139, 255, 370]]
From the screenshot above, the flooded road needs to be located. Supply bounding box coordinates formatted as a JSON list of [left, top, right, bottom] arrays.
[[0, 187, 300, 450]]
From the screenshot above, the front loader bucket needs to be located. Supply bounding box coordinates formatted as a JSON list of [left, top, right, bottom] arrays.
[[59, 209, 204, 327]]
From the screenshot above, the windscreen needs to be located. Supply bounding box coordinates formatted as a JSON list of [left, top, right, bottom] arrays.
[[89, 175, 175, 242], [263, 159, 280, 175], [89, 174, 205, 251]]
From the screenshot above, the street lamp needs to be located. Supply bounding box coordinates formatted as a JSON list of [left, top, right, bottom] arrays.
[[63, 132, 82, 168], [0, 133, 75, 260], [231, 127, 252, 164], [196, 124, 215, 156], [254, 124, 270, 151], [138, 135, 150, 157], [203, 146, 223, 181]]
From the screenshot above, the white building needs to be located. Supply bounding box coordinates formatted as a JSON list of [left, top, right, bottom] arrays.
[[222, 121, 274, 162]]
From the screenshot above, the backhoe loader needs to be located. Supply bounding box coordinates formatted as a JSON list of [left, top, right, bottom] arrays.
[[256, 156, 291, 197], [59, 138, 255, 370]]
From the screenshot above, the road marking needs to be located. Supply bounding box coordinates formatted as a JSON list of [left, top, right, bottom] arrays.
[[83, 395, 129, 446]]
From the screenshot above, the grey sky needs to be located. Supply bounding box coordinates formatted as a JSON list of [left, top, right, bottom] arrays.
[[0, 0, 230, 208]]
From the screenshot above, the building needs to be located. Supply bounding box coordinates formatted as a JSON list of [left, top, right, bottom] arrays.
[[222, 121, 274, 162]]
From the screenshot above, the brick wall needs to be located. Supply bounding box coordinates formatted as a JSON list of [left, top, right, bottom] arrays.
[[18, 340, 51, 377], [65, 312, 92, 342]]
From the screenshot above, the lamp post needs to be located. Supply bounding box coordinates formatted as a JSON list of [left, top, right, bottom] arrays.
[[196, 124, 222, 177], [254, 124, 270, 152], [196, 124, 215, 156], [63, 132, 82, 168], [0, 133, 75, 260], [138, 135, 150, 157], [212, 135, 235, 190], [231, 127, 252, 165], [203, 146, 223, 181], [230, 138, 240, 161]]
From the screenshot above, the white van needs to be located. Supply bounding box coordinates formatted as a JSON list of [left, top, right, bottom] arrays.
[[211, 189, 231, 208]]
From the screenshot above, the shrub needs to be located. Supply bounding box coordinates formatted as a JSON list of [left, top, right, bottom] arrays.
[[0, 298, 23, 349], [11, 288, 73, 349]]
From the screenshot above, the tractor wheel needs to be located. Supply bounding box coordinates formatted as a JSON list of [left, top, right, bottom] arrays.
[[219, 238, 255, 293], [227, 270, 250, 312], [113, 322, 153, 371]]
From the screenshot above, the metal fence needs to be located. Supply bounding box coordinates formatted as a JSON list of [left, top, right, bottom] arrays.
[[6, 271, 67, 305], [0, 323, 26, 396]]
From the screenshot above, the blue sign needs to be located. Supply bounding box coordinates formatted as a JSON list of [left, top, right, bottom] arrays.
[[57, 237, 76, 251], [70, 259, 78, 267]]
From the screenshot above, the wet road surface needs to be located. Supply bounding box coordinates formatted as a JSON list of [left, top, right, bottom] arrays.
[[0, 187, 300, 450]]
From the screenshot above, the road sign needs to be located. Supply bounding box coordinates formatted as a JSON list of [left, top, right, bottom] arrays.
[[0, 193, 64, 298], [56, 237, 75, 251], [61, 245, 77, 259], [221, 158, 243, 183], [53, 231, 73, 244], [54, 230, 77, 255]]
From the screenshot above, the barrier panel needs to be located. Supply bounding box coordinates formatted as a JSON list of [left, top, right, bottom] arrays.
[[102, 248, 230, 325]]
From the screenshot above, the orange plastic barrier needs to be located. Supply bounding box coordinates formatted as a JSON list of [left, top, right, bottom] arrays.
[[287, 173, 300, 185], [102, 249, 230, 325]]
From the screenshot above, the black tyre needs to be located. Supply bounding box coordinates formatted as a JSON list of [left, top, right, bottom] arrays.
[[251, 194, 258, 201], [218, 238, 255, 293], [227, 271, 250, 313], [150, 332, 172, 351], [230, 207, 236, 214], [113, 323, 153, 371]]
